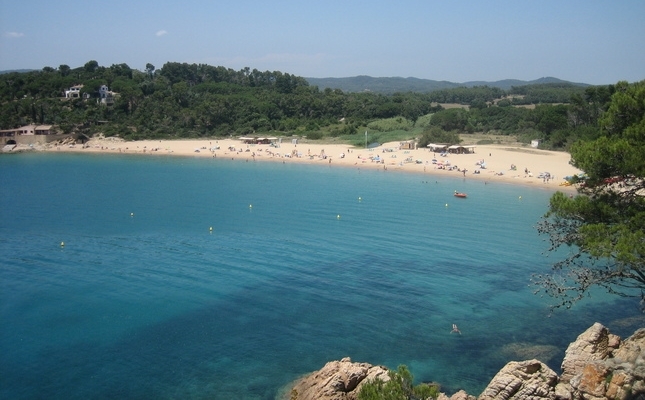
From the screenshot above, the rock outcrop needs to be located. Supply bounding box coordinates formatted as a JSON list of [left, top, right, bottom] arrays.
[[560, 323, 617, 384], [479, 359, 558, 400], [287, 324, 645, 400], [563, 325, 645, 400], [437, 389, 477, 400], [287, 357, 389, 400]]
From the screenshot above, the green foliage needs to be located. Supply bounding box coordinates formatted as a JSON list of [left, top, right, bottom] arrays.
[[328, 123, 358, 137], [0, 60, 616, 149], [426, 108, 470, 131], [413, 113, 435, 128], [515, 128, 544, 145], [427, 86, 505, 104], [418, 126, 461, 148], [508, 82, 588, 104], [367, 117, 413, 132], [468, 106, 532, 134], [303, 131, 323, 140], [84, 60, 99, 73], [358, 365, 439, 400], [533, 80, 645, 311]]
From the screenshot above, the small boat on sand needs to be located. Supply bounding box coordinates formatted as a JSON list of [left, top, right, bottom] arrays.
[[454, 191, 467, 198]]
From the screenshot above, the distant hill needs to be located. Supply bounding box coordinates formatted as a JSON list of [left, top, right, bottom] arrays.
[[0, 69, 35, 74], [305, 76, 590, 93], [0, 68, 589, 92]]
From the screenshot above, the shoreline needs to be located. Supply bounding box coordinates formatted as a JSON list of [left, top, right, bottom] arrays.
[[19, 137, 581, 192]]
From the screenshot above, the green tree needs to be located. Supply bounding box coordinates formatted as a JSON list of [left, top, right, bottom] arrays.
[[427, 108, 469, 131], [59, 64, 71, 77], [533, 80, 645, 311], [417, 126, 461, 148], [84, 60, 99, 73], [145, 63, 155, 79]]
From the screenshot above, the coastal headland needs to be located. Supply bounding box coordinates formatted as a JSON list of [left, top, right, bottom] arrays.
[[38, 137, 582, 192]]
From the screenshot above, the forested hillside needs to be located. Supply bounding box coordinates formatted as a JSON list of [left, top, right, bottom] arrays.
[[305, 75, 589, 93], [0, 61, 618, 149]]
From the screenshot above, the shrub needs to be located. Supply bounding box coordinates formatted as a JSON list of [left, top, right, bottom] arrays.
[[367, 117, 413, 132], [304, 131, 323, 140], [418, 126, 461, 148], [358, 365, 439, 400], [414, 113, 435, 128]]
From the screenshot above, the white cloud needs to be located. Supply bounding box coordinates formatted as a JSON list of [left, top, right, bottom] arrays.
[[156, 30, 168, 37], [4, 32, 24, 38]]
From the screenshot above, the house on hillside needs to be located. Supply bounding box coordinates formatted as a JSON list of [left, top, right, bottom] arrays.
[[99, 85, 117, 105], [65, 85, 84, 98]]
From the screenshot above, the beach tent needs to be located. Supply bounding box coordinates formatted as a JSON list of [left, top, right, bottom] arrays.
[[447, 145, 476, 154], [427, 144, 447, 152]]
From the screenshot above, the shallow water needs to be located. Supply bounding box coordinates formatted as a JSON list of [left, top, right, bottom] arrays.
[[0, 153, 641, 399]]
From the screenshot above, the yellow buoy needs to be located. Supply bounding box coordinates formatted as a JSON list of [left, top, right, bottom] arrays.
[[337, 214, 341, 219], [249, 204, 252, 208], [60, 241, 65, 247], [445, 203, 448, 207], [519, 196, 522, 200], [358, 197, 362, 201], [130, 212, 134, 217], [209, 227, 213, 231]]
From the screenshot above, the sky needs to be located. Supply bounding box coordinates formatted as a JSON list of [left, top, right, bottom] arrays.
[[1, 0, 644, 85]]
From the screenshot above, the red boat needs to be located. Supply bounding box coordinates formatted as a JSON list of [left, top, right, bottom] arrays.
[[454, 191, 467, 198]]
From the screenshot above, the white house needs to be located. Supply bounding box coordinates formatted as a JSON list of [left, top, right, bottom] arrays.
[[64, 85, 83, 98], [98, 85, 115, 105]]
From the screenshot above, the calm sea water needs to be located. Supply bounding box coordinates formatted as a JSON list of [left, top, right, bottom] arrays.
[[0, 152, 641, 399]]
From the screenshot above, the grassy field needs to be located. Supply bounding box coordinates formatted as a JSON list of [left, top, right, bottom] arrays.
[[459, 133, 523, 146], [296, 129, 523, 148], [293, 112, 524, 148]]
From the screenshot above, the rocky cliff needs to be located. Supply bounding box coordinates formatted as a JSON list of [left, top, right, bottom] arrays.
[[287, 357, 390, 400], [286, 323, 645, 400]]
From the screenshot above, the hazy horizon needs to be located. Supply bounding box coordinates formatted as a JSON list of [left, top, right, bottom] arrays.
[[1, 1, 644, 85]]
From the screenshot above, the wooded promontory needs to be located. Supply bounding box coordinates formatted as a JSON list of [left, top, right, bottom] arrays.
[[0, 61, 621, 150]]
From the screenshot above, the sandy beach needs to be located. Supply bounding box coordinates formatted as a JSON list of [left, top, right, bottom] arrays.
[[42, 136, 581, 192]]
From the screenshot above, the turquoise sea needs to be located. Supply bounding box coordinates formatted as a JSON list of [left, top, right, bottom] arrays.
[[0, 152, 641, 399]]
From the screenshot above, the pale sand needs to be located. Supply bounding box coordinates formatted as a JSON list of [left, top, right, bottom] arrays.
[[46, 137, 581, 192]]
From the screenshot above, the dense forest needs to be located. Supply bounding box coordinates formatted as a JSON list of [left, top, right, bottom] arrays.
[[0, 60, 619, 149]]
